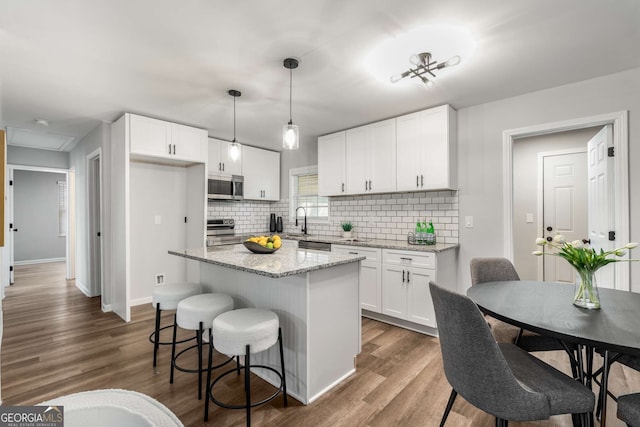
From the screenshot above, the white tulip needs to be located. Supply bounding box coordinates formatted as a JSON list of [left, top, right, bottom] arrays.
[[535, 238, 547, 246], [532, 251, 544, 256], [615, 250, 627, 256], [625, 242, 638, 249], [571, 240, 583, 248], [553, 234, 566, 243]]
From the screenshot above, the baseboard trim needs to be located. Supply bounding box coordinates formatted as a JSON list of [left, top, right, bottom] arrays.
[[75, 280, 91, 297], [14, 257, 66, 266], [102, 304, 112, 312], [130, 296, 152, 307], [362, 310, 439, 337]]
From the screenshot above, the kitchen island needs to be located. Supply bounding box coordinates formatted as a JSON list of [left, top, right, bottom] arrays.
[[169, 243, 365, 404]]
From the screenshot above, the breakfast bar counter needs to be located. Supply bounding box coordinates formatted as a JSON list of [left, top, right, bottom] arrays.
[[169, 243, 365, 404]]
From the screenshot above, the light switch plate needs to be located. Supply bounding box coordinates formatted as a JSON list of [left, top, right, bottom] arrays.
[[155, 215, 162, 225], [465, 216, 473, 228], [526, 213, 534, 223]]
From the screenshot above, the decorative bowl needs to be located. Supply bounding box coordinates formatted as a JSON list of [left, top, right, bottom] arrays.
[[243, 241, 279, 254]]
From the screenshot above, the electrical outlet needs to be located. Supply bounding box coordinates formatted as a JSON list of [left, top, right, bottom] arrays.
[[155, 274, 165, 285]]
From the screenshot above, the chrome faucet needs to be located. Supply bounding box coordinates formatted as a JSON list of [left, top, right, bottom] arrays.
[[295, 207, 307, 235]]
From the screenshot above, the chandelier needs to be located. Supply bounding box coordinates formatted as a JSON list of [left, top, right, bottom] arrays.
[[390, 52, 461, 87]]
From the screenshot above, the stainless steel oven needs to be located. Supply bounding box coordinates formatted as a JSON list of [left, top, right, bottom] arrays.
[[208, 175, 243, 200], [206, 218, 243, 247]]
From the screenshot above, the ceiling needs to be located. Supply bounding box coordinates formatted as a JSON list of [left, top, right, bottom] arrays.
[[1, 0, 639, 152]]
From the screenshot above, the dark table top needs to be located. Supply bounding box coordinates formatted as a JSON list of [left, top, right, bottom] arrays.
[[467, 280, 640, 356]]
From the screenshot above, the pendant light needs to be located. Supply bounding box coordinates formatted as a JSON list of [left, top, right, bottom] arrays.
[[228, 89, 241, 161], [282, 57, 299, 150]]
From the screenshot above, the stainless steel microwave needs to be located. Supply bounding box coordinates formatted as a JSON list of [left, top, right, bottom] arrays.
[[208, 175, 244, 200]]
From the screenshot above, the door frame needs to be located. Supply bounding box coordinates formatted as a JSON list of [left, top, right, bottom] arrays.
[[87, 148, 106, 309], [6, 164, 71, 284], [536, 148, 588, 281], [503, 110, 629, 290]]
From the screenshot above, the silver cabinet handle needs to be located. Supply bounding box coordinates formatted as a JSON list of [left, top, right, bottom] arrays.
[[402, 270, 405, 283], [168, 144, 172, 154], [348, 251, 358, 255], [421, 175, 424, 187], [368, 180, 372, 191], [365, 180, 368, 191], [416, 175, 419, 187], [400, 257, 413, 261], [222, 162, 225, 171], [407, 270, 410, 283], [172, 144, 176, 155], [219, 162, 222, 171], [342, 182, 344, 192]]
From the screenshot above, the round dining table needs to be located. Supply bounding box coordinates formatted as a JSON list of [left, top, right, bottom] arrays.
[[467, 280, 640, 427]]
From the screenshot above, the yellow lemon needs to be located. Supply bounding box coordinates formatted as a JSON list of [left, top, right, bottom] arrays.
[[273, 240, 282, 249]]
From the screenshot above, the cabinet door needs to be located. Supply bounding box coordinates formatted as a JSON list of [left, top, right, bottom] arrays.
[[129, 114, 172, 158], [171, 123, 207, 163], [420, 106, 454, 190], [382, 265, 407, 319], [318, 132, 346, 196], [242, 146, 280, 200], [361, 260, 382, 313], [396, 112, 423, 191], [345, 127, 367, 194], [208, 138, 223, 174], [406, 267, 437, 327], [260, 149, 280, 201], [367, 119, 396, 194], [219, 141, 243, 176]]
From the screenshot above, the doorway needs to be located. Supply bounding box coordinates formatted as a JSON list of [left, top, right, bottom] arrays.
[[5, 165, 72, 287], [87, 148, 105, 311], [504, 111, 630, 290]]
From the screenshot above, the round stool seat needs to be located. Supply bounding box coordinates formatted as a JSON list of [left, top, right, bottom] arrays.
[[152, 282, 203, 311], [177, 293, 234, 331], [212, 308, 279, 355]]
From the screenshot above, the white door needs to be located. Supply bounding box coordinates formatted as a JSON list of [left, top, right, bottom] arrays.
[[381, 265, 406, 319], [587, 125, 616, 289], [88, 153, 102, 300], [542, 151, 588, 283], [7, 168, 14, 285], [406, 267, 436, 327]]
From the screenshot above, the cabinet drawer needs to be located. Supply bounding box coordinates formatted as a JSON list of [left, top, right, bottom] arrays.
[[333, 245, 380, 262], [382, 249, 435, 269]]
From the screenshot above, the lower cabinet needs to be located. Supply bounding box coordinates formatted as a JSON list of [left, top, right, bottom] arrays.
[[382, 250, 437, 328], [332, 245, 382, 313]]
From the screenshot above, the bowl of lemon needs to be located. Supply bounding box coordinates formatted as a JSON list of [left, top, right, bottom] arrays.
[[243, 235, 282, 254]]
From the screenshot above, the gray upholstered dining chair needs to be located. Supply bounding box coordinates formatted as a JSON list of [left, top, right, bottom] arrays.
[[596, 353, 640, 419], [429, 281, 595, 426], [470, 257, 567, 352], [618, 393, 640, 426]]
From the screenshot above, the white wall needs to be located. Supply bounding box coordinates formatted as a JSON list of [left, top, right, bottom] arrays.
[[13, 170, 66, 262], [457, 67, 640, 292], [7, 146, 69, 169], [512, 127, 600, 279], [69, 123, 112, 300]]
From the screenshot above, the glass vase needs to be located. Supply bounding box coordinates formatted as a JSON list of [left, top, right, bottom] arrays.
[[573, 269, 600, 309]]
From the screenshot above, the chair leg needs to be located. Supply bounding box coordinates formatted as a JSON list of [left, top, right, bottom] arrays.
[[513, 328, 524, 345], [197, 322, 203, 400], [245, 344, 251, 427], [170, 314, 178, 384], [278, 328, 288, 407], [153, 305, 161, 367], [495, 418, 508, 427], [439, 389, 457, 427], [204, 331, 213, 422]]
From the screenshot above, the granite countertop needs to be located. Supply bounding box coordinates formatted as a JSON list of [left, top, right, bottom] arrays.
[[169, 243, 365, 279], [276, 233, 459, 253]]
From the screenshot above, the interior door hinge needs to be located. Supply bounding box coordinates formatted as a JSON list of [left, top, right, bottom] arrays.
[[608, 147, 615, 157], [609, 231, 616, 241]]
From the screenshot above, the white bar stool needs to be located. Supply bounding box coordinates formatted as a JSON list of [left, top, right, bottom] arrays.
[[171, 293, 235, 400], [150, 282, 203, 367], [204, 308, 288, 426]]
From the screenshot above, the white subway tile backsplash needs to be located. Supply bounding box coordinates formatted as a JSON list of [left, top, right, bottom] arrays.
[[207, 189, 458, 244]]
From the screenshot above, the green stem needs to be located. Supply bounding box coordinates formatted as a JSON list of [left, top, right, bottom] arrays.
[[574, 269, 600, 307]]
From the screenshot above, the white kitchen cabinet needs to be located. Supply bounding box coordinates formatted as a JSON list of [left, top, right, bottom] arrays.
[[208, 137, 242, 176], [129, 114, 207, 164], [345, 118, 396, 194], [333, 245, 382, 313], [318, 131, 346, 196], [396, 105, 457, 191], [242, 145, 280, 201], [381, 249, 437, 327]]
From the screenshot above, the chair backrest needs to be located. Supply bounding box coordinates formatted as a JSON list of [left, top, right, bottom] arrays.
[[429, 282, 549, 420], [470, 257, 520, 285]]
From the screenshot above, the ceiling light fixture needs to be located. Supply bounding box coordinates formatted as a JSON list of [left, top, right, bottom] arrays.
[[35, 119, 49, 126], [228, 89, 241, 162], [390, 52, 461, 87], [283, 57, 299, 150]]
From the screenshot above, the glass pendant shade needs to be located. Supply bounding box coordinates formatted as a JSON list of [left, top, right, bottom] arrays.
[[228, 141, 241, 161], [283, 122, 299, 150]]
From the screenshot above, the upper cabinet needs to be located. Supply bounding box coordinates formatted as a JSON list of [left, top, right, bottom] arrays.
[[318, 131, 346, 196], [396, 105, 457, 191], [129, 114, 207, 164], [345, 118, 396, 195], [242, 145, 280, 201], [208, 137, 242, 176]]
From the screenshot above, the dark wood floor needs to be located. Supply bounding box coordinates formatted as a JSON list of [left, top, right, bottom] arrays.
[[2, 262, 638, 426]]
